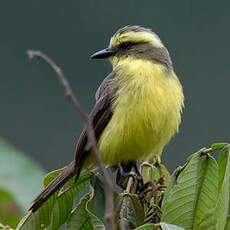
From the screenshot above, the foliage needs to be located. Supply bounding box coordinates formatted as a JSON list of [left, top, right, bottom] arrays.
[[161, 144, 229, 229], [1, 143, 230, 229], [0, 189, 23, 229], [0, 138, 45, 228]]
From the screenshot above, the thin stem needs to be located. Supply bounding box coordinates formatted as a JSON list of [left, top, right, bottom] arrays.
[[200, 147, 214, 155], [27, 50, 115, 230], [126, 176, 134, 193]]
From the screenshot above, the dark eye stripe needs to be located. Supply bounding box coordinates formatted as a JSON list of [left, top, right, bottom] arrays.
[[118, 41, 147, 50], [119, 42, 135, 49]]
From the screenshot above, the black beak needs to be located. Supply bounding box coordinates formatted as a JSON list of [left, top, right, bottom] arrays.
[[90, 47, 116, 59]]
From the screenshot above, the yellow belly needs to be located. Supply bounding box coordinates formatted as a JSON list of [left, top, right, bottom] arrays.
[[98, 60, 184, 166]]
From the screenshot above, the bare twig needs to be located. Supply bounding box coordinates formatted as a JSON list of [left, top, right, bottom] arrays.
[[27, 50, 115, 229], [200, 147, 213, 154]]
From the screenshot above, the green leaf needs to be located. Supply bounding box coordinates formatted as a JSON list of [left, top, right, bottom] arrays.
[[141, 162, 160, 183], [212, 145, 230, 229], [140, 162, 170, 185], [118, 191, 145, 228], [161, 149, 220, 229], [0, 138, 45, 210], [16, 171, 92, 230], [160, 223, 185, 230], [134, 223, 184, 230], [159, 164, 171, 186], [0, 188, 23, 228], [88, 176, 105, 224], [67, 187, 105, 230], [211, 143, 228, 151], [225, 216, 230, 230], [43, 168, 63, 187], [160, 166, 184, 210]]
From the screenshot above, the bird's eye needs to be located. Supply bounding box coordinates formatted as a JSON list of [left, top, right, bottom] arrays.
[[119, 42, 133, 49]]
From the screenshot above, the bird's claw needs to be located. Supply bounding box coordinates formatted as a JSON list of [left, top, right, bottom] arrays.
[[116, 164, 143, 192]]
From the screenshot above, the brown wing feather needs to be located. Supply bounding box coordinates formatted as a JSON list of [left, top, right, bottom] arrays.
[[29, 72, 115, 212], [74, 71, 115, 163]]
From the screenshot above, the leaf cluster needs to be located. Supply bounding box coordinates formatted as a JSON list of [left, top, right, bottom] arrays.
[[1, 143, 230, 230]]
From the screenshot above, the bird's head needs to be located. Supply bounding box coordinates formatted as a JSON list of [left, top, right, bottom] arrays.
[[91, 25, 173, 70]]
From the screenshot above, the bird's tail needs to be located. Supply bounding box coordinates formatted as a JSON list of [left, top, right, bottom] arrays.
[[29, 161, 78, 212]]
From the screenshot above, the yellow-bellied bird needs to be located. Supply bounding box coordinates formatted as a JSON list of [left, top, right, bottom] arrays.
[[29, 25, 184, 211]]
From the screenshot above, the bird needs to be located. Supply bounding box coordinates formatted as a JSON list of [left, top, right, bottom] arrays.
[[29, 25, 184, 212]]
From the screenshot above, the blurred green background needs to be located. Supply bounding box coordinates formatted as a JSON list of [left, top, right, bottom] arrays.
[[0, 0, 229, 173]]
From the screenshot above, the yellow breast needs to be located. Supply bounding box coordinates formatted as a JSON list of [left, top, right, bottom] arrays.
[[98, 59, 184, 165]]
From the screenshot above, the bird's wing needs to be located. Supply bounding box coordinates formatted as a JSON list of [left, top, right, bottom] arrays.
[[74, 72, 115, 168], [29, 72, 116, 212], [95, 71, 115, 101]]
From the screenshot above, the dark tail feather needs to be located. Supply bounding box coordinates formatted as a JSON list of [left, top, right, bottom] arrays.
[[29, 161, 78, 212]]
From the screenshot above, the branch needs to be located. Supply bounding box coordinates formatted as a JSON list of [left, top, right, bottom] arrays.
[[27, 50, 115, 229]]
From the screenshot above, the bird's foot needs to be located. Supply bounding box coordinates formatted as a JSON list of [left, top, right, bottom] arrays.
[[116, 163, 143, 192]]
